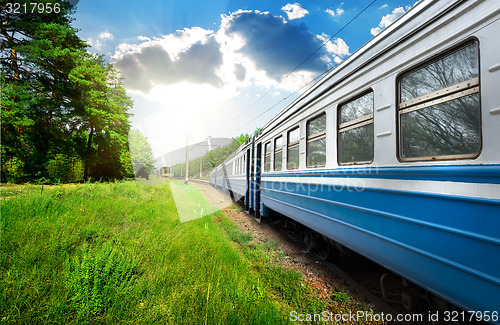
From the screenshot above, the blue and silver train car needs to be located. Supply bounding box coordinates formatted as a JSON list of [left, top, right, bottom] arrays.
[[210, 143, 250, 203], [210, 0, 500, 320]]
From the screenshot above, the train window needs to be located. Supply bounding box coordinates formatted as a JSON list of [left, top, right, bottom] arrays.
[[264, 142, 271, 172], [338, 91, 374, 164], [398, 41, 481, 160], [274, 136, 283, 171], [307, 113, 326, 167], [287, 127, 300, 169]]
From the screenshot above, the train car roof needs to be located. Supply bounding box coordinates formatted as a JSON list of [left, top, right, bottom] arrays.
[[212, 0, 466, 171], [256, 0, 463, 139]]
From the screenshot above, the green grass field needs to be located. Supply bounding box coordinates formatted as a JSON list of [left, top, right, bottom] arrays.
[[1, 179, 383, 324], [0, 180, 318, 324]]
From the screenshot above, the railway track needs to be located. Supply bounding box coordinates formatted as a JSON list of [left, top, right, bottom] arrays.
[[264, 213, 409, 324], [314, 252, 404, 323]]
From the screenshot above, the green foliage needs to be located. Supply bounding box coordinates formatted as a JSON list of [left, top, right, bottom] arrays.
[[209, 150, 215, 168], [46, 154, 84, 183], [332, 291, 350, 303], [217, 211, 328, 314], [1, 0, 133, 183], [0, 181, 289, 323], [1, 1, 86, 183], [172, 137, 247, 179], [249, 279, 264, 303], [171, 131, 256, 179], [0, 181, 381, 323], [69, 56, 134, 181], [66, 243, 139, 318], [219, 216, 253, 245], [235, 133, 250, 145], [128, 130, 155, 179]]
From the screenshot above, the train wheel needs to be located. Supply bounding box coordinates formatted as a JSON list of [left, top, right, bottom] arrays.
[[401, 279, 427, 312], [426, 292, 452, 312], [401, 291, 420, 311], [317, 237, 331, 260], [302, 231, 321, 254]]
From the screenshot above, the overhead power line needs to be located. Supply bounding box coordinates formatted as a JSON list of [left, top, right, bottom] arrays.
[[229, 0, 379, 135], [231, 69, 330, 135]]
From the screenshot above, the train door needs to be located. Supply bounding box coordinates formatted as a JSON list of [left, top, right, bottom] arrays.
[[249, 137, 256, 212], [245, 149, 250, 211], [254, 142, 262, 217], [247, 136, 262, 215]]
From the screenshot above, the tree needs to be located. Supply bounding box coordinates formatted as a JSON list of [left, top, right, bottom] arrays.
[[68, 55, 134, 181], [1, 0, 87, 182], [235, 133, 249, 145], [128, 129, 155, 179], [1, 0, 134, 182]]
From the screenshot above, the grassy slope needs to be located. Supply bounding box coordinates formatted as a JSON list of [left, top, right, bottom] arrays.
[[0, 180, 333, 324]]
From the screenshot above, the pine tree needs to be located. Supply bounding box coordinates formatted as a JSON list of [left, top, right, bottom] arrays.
[[1, 0, 134, 182], [68, 55, 134, 181], [1, 0, 86, 182]]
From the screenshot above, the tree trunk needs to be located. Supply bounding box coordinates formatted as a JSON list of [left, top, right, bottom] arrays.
[[84, 125, 94, 181]]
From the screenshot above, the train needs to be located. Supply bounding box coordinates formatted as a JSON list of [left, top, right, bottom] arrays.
[[209, 0, 500, 321]]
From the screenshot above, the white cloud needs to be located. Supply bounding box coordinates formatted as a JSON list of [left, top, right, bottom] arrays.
[[370, 27, 382, 36], [220, 10, 340, 83], [87, 30, 114, 51], [317, 33, 350, 58], [328, 38, 349, 56], [112, 10, 351, 97], [86, 38, 102, 50], [371, 6, 408, 36], [98, 30, 114, 40], [113, 31, 223, 93], [325, 7, 344, 17], [112, 27, 214, 62], [379, 4, 389, 9], [119, 10, 356, 155], [282, 3, 309, 20]]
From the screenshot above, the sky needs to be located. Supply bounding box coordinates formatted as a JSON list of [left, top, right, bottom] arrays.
[[72, 0, 417, 160]]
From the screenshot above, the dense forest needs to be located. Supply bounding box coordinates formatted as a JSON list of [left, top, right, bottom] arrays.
[[1, 0, 140, 183]]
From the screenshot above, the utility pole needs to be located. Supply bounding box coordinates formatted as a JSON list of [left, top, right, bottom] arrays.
[[185, 133, 189, 185], [199, 157, 202, 178]]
